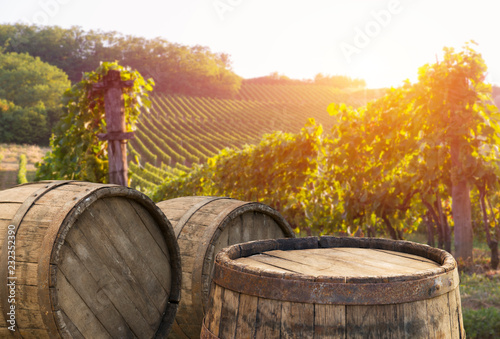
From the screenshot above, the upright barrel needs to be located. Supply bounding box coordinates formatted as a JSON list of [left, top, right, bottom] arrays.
[[156, 196, 294, 339], [0, 181, 181, 338], [203, 236, 464, 339]]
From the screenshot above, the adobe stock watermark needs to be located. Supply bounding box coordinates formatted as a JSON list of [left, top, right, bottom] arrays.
[[6, 224, 17, 332], [213, 0, 243, 21], [21, 0, 74, 26], [7, 0, 74, 52], [144, 64, 170, 82], [339, 0, 403, 64]]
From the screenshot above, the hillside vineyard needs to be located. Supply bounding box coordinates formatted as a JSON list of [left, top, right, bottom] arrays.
[[128, 84, 384, 190]]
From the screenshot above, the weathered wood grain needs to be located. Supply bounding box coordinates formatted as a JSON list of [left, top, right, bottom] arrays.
[[314, 304, 345, 338], [0, 181, 180, 338], [56, 269, 112, 338], [235, 293, 258, 338], [218, 288, 240, 338], [281, 301, 314, 338], [58, 244, 136, 338], [255, 298, 282, 338]]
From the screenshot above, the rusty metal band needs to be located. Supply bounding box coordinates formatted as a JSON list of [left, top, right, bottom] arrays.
[[0, 180, 72, 336], [173, 197, 230, 238], [37, 182, 105, 337], [192, 200, 249, 320], [200, 319, 219, 339], [212, 259, 459, 305]]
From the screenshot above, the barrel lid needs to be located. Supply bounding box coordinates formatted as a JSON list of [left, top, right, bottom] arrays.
[[212, 236, 459, 305]]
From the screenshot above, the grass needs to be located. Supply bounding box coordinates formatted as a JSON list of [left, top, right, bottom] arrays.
[[463, 307, 500, 339], [17, 154, 28, 184], [460, 271, 500, 310]]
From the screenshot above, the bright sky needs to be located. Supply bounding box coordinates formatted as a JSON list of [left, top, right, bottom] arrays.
[[0, 0, 499, 88]]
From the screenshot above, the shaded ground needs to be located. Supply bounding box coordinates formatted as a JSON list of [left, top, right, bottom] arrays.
[[0, 163, 18, 190], [0, 144, 48, 189], [459, 248, 500, 311]]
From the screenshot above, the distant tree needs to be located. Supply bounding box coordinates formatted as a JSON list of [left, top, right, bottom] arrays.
[[244, 72, 308, 85], [244, 73, 367, 88], [0, 51, 68, 144], [0, 99, 48, 144], [0, 51, 69, 109], [314, 73, 366, 88], [0, 24, 241, 98]]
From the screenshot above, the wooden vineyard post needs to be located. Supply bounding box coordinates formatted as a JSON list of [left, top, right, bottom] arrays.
[[94, 70, 134, 186]]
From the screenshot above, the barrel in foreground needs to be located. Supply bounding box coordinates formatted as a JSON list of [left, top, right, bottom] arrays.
[[0, 181, 181, 338], [157, 196, 295, 339], [203, 236, 464, 339]]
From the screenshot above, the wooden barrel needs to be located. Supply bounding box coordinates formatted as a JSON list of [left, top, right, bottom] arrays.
[[156, 196, 294, 339], [202, 236, 464, 339], [0, 181, 181, 338]]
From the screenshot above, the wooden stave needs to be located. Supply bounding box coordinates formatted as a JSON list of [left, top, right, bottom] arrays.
[[205, 286, 465, 338], [204, 236, 465, 338], [0, 181, 73, 337], [0, 181, 181, 338], [157, 196, 294, 339]]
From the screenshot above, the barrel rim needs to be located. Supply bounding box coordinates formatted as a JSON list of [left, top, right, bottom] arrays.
[[27, 181, 181, 338], [212, 236, 459, 305]]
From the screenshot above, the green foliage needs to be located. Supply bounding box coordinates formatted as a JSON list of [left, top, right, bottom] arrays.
[[0, 99, 49, 144], [463, 307, 500, 339], [147, 43, 500, 247], [17, 154, 27, 184], [460, 272, 500, 308], [0, 24, 241, 98], [36, 62, 154, 182], [0, 51, 69, 109], [316, 42, 500, 246], [0, 52, 69, 144], [151, 121, 322, 229], [127, 84, 381, 177]]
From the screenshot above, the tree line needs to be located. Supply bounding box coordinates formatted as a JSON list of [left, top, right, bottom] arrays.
[[0, 23, 242, 98], [0, 24, 370, 146], [0, 23, 241, 145], [0, 50, 70, 144], [244, 71, 366, 88]]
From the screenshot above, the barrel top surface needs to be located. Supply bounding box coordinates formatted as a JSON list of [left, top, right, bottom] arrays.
[[212, 237, 459, 305], [234, 247, 441, 279]]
